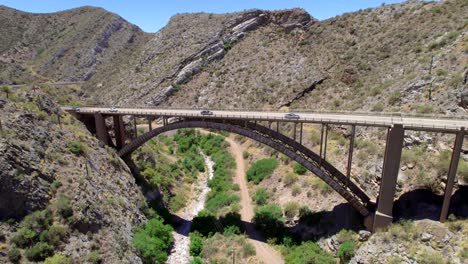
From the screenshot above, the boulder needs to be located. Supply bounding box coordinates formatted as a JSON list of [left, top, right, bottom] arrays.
[[421, 232, 433, 242], [359, 230, 372, 241]]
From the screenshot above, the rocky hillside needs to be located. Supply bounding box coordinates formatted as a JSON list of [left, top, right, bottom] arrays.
[[81, 0, 466, 116], [0, 5, 149, 84], [0, 88, 147, 263], [1, 1, 466, 114]]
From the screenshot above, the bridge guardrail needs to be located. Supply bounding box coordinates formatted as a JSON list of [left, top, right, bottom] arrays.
[[61, 105, 468, 121], [65, 107, 466, 132]]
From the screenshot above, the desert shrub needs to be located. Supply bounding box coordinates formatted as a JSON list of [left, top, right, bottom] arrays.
[[44, 225, 68, 246], [246, 159, 279, 184], [169, 193, 187, 212], [242, 151, 250, 159], [8, 247, 21, 263], [56, 195, 73, 219], [372, 102, 384, 112], [191, 257, 204, 264], [284, 172, 298, 186], [25, 242, 54, 261], [337, 229, 358, 244], [291, 185, 302, 196], [253, 204, 284, 239], [189, 233, 204, 256], [253, 188, 270, 205], [293, 163, 307, 175], [337, 241, 356, 262], [284, 241, 335, 264], [20, 210, 53, 232], [243, 243, 256, 257], [284, 202, 300, 220], [66, 141, 84, 155], [388, 91, 401, 105], [11, 227, 37, 248], [132, 217, 174, 264], [416, 249, 445, 264], [416, 104, 433, 114], [44, 254, 71, 264], [87, 251, 101, 264]]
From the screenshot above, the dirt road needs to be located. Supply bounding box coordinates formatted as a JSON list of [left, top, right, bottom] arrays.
[[223, 136, 284, 264]]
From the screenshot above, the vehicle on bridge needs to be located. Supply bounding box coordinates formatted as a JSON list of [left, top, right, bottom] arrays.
[[284, 113, 300, 119], [72, 106, 81, 112], [109, 107, 118, 113], [200, 110, 213, 115]]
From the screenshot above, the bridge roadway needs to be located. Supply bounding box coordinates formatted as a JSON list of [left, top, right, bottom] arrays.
[[62, 106, 468, 133]]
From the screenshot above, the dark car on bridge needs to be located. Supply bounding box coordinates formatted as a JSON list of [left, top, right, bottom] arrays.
[[72, 106, 81, 112], [284, 113, 300, 119], [200, 110, 213, 115]]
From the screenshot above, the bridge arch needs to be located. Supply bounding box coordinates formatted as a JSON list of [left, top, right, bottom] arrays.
[[118, 119, 371, 216]]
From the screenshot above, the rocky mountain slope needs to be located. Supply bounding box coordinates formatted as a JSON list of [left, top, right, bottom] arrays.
[[1, 1, 466, 114], [0, 88, 147, 263], [83, 0, 466, 115], [0, 5, 149, 85]]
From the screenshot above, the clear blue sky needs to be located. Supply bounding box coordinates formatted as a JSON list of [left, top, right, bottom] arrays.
[[0, 0, 410, 32]]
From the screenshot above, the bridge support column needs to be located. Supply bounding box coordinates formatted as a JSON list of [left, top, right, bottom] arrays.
[[440, 128, 465, 222], [346, 125, 356, 186], [94, 113, 110, 145], [133, 116, 138, 138], [113, 115, 126, 150], [373, 124, 404, 231], [148, 117, 153, 131], [299, 123, 303, 145], [293, 122, 297, 141]]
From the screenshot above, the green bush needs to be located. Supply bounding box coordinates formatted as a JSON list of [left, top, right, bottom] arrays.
[[293, 163, 307, 175], [253, 188, 270, 205], [191, 257, 204, 264], [246, 159, 279, 184], [25, 242, 54, 261], [8, 247, 21, 263], [44, 225, 68, 246], [189, 233, 204, 256], [66, 141, 85, 155], [11, 227, 37, 248], [133, 217, 174, 264], [284, 241, 335, 264], [253, 204, 284, 239], [56, 195, 73, 219], [44, 254, 71, 264], [337, 241, 356, 262]]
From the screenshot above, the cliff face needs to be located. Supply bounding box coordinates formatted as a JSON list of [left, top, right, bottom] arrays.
[[0, 89, 147, 263]]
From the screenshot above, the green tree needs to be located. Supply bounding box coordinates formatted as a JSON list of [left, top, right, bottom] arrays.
[[133, 217, 174, 264], [8, 247, 21, 263]]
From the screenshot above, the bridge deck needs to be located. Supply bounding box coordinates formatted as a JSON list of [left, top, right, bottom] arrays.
[[62, 107, 468, 132]]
